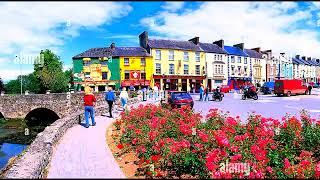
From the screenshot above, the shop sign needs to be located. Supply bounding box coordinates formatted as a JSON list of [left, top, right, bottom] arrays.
[[130, 71, 141, 79]]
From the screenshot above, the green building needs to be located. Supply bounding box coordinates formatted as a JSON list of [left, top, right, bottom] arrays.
[[72, 43, 120, 92]]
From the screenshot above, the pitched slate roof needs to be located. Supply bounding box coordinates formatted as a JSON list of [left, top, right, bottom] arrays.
[[244, 49, 263, 59], [299, 58, 312, 65], [199, 43, 227, 54], [311, 58, 320, 66], [112, 47, 151, 57], [73, 48, 114, 59], [224, 45, 248, 57], [292, 58, 301, 64], [148, 39, 203, 51], [73, 47, 151, 59]]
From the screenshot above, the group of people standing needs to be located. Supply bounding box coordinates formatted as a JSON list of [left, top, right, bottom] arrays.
[[199, 84, 215, 101], [83, 86, 130, 128]]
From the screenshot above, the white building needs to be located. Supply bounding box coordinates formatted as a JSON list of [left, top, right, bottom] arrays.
[[244, 48, 266, 84], [199, 40, 228, 90]]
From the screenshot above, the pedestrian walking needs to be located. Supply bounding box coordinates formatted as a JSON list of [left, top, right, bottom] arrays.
[[83, 87, 96, 128], [199, 84, 204, 101], [148, 88, 153, 99], [119, 87, 129, 111], [308, 84, 312, 95], [204, 86, 210, 101], [105, 86, 116, 118], [154, 85, 159, 101]]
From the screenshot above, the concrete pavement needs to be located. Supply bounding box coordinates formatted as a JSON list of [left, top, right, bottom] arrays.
[[47, 99, 157, 178]]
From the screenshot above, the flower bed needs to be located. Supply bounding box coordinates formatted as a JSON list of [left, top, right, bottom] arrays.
[[110, 104, 320, 179]]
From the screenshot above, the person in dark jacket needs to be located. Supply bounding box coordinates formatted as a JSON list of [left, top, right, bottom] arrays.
[[105, 86, 116, 118], [308, 84, 312, 95], [83, 87, 97, 128]]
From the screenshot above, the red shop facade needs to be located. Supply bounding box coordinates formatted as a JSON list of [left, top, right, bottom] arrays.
[[153, 75, 205, 92]]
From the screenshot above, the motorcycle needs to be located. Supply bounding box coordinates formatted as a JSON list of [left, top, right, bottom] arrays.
[[212, 92, 223, 101], [242, 89, 258, 100]]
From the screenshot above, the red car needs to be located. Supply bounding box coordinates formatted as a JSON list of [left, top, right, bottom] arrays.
[[274, 79, 308, 97], [219, 85, 232, 93]]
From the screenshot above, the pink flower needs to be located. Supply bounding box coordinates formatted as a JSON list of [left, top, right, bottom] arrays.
[[266, 166, 273, 174], [132, 138, 138, 145], [148, 131, 157, 141], [198, 131, 209, 142], [300, 160, 311, 168], [180, 139, 190, 149], [231, 146, 239, 152], [230, 154, 242, 162], [284, 158, 291, 169]]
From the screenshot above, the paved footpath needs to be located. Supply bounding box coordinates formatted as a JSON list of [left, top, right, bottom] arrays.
[[47, 98, 158, 178]]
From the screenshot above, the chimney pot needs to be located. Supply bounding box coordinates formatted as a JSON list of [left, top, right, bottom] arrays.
[[251, 47, 261, 53], [213, 39, 224, 49], [188, 37, 199, 45], [296, 55, 300, 59], [233, 43, 244, 51], [139, 31, 148, 50], [110, 43, 115, 49], [302, 56, 306, 60]]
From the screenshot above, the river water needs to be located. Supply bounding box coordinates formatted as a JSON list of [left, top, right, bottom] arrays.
[[0, 119, 41, 171]]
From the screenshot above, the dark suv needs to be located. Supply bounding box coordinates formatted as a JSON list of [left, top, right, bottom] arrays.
[[161, 91, 194, 109]]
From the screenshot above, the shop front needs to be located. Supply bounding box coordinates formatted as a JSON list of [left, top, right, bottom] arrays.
[[228, 77, 252, 90], [121, 80, 150, 90], [153, 75, 205, 92]]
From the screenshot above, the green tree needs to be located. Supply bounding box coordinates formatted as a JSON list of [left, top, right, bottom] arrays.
[[4, 79, 21, 94], [23, 73, 44, 94], [34, 49, 69, 93], [0, 77, 3, 94]]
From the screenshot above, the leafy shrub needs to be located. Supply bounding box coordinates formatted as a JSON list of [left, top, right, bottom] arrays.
[[112, 105, 320, 179]]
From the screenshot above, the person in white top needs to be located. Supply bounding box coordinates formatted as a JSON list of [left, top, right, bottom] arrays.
[[153, 85, 159, 100], [119, 87, 129, 110]]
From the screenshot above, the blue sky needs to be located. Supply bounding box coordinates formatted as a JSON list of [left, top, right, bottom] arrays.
[[1, 1, 320, 82]]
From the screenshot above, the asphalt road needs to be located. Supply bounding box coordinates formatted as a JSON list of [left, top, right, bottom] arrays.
[[192, 89, 320, 123]]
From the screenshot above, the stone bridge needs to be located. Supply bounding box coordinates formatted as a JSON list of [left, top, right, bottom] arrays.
[[0, 93, 108, 121]]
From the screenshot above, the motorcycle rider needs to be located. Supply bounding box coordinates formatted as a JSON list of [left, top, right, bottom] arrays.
[[214, 86, 221, 97]]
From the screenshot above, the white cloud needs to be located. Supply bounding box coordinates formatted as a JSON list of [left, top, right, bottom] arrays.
[[0, 2, 132, 57], [141, 2, 320, 58], [0, 69, 33, 82], [161, 2, 185, 12]]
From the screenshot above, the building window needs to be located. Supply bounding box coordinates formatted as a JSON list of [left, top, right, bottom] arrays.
[[238, 66, 241, 75], [184, 52, 189, 61], [102, 72, 108, 80], [244, 66, 247, 76], [220, 65, 224, 74], [184, 64, 189, 75], [156, 50, 161, 60], [169, 64, 175, 74], [101, 60, 108, 65], [220, 55, 223, 60], [83, 61, 91, 66], [125, 71, 130, 79], [85, 72, 90, 78], [214, 55, 217, 60], [217, 65, 221, 74], [140, 58, 146, 66], [231, 65, 235, 75], [244, 58, 247, 64], [124, 58, 129, 66], [141, 72, 146, 79], [231, 56, 235, 63], [195, 52, 200, 62], [195, 65, 200, 75], [169, 50, 174, 61], [215, 65, 218, 74], [237, 57, 241, 63], [156, 63, 161, 74]]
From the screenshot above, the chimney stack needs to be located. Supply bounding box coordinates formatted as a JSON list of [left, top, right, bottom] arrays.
[[251, 47, 261, 53], [280, 52, 285, 56], [213, 39, 224, 49], [302, 56, 306, 60], [316, 59, 320, 63], [139, 31, 148, 49], [307, 57, 312, 61], [110, 42, 115, 49], [233, 43, 244, 51], [296, 55, 300, 59], [188, 37, 200, 45]]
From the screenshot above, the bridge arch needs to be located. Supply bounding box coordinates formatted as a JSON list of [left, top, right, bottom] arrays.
[[25, 108, 60, 127], [0, 112, 4, 119]]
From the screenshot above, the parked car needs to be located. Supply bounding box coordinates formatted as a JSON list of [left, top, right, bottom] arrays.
[[161, 91, 194, 109], [274, 79, 308, 97], [261, 82, 275, 94], [220, 85, 232, 93]]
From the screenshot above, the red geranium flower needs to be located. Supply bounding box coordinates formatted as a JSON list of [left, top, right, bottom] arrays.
[[117, 143, 124, 149]]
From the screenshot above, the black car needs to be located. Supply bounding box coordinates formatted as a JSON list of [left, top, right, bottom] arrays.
[[161, 91, 194, 109]]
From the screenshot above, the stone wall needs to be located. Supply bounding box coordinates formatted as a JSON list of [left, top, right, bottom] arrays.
[[0, 92, 116, 119], [1, 97, 141, 178]]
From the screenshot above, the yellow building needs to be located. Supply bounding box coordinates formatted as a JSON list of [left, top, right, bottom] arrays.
[[114, 47, 153, 89], [139, 31, 206, 92]]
